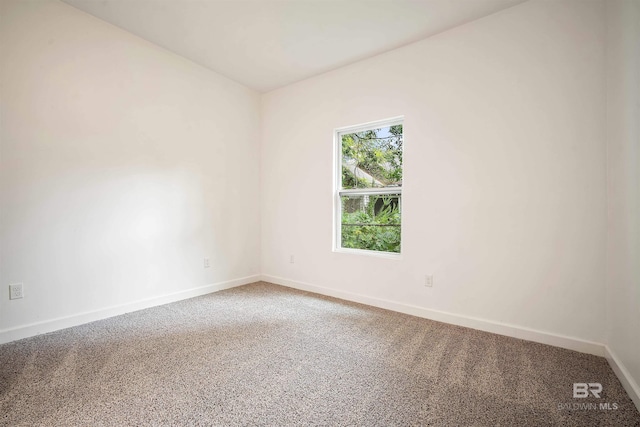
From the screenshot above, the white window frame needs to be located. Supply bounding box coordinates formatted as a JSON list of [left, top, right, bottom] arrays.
[[333, 116, 404, 258]]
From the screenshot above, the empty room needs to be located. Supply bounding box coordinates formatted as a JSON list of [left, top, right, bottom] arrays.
[[1, 0, 639, 425]]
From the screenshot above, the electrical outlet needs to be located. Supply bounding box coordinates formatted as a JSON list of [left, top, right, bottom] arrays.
[[9, 283, 23, 300], [424, 275, 433, 287], [204, 257, 210, 268], [289, 255, 295, 264]]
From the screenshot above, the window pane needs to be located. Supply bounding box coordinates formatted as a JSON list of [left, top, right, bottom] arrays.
[[341, 124, 403, 190], [341, 193, 401, 253]]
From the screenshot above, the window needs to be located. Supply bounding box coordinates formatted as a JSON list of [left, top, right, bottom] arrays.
[[334, 117, 403, 255]]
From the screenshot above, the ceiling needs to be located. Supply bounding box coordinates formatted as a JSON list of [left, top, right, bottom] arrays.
[[62, 0, 526, 93]]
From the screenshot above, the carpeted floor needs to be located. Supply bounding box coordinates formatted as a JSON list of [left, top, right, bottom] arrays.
[[1, 282, 638, 426]]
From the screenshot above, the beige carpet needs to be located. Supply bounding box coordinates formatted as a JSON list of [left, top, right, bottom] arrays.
[[1, 282, 639, 426]]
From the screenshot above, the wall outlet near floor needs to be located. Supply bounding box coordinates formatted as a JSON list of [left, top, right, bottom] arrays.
[[204, 257, 211, 268], [289, 255, 295, 264], [424, 275, 434, 287], [9, 283, 24, 300]]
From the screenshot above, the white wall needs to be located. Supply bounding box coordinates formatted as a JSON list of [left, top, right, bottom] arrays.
[[605, 0, 640, 404], [261, 0, 607, 344], [0, 0, 261, 336]]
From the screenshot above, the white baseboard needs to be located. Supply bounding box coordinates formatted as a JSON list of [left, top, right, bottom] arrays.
[[261, 274, 605, 357], [605, 345, 640, 412], [0, 274, 260, 345]]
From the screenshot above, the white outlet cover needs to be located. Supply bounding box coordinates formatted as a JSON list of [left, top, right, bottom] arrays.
[[9, 283, 24, 300], [424, 275, 433, 287]]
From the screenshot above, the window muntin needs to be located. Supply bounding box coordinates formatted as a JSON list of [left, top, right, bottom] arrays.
[[335, 118, 403, 255]]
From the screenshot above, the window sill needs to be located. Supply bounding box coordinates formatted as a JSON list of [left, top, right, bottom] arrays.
[[333, 247, 402, 260]]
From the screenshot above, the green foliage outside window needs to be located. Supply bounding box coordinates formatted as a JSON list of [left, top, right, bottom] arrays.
[[341, 124, 403, 188], [339, 123, 403, 254], [340, 195, 401, 253]]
